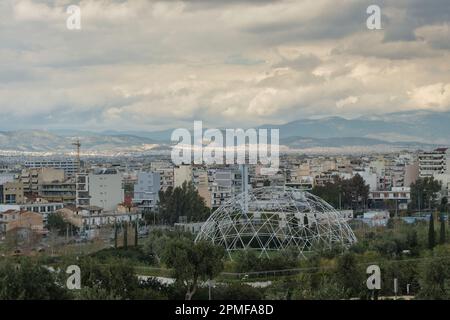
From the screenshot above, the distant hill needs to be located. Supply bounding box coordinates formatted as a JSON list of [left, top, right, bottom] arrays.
[[1, 110, 448, 153], [259, 110, 450, 145], [0, 130, 159, 153]]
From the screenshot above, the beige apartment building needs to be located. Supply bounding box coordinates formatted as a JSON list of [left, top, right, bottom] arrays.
[[2, 181, 25, 204], [18, 168, 65, 194]]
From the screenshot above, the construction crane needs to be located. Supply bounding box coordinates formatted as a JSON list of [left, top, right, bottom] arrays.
[[72, 139, 81, 173]]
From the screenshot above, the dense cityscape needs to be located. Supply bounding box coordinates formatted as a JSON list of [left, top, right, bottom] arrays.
[[1, 143, 450, 300], [1, 0, 450, 314]]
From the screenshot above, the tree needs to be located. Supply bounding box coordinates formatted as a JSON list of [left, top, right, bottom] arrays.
[[163, 238, 225, 300], [335, 253, 365, 298], [439, 215, 446, 245], [410, 177, 442, 211], [311, 175, 369, 211], [134, 221, 139, 246], [114, 223, 118, 248], [158, 182, 210, 225], [123, 222, 128, 249], [440, 197, 448, 213], [78, 258, 141, 299], [0, 259, 70, 300], [214, 283, 263, 300], [417, 247, 450, 299], [311, 179, 341, 209], [46, 213, 74, 236], [341, 174, 370, 211], [428, 213, 436, 250]]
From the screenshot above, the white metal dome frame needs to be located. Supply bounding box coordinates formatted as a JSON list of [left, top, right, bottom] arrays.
[[195, 186, 357, 259]]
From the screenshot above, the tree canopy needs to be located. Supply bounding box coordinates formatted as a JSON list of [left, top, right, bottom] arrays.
[[312, 174, 369, 211], [162, 237, 225, 300], [409, 177, 442, 211], [157, 182, 211, 225]]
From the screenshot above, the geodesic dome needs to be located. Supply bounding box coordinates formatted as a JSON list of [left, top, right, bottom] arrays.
[[195, 186, 357, 258]]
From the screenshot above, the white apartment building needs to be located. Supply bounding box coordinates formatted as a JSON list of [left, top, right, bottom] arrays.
[[419, 148, 450, 178], [25, 159, 79, 177], [354, 168, 377, 191], [133, 172, 160, 212], [210, 167, 244, 209], [76, 169, 124, 211]]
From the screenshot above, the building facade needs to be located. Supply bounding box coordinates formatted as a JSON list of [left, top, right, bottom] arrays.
[[133, 172, 160, 212]]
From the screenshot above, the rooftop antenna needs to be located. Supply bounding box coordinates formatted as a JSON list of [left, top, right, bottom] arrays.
[[72, 138, 81, 174]]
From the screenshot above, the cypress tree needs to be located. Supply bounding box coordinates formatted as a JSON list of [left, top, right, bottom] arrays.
[[123, 222, 128, 249], [440, 215, 446, 245], [428, 212, 435, 250], [134, 221, 139, 247], [114, 223, 118, 248]]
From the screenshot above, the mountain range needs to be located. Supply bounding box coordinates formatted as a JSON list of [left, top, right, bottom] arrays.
[[0, 110, 448, 154]]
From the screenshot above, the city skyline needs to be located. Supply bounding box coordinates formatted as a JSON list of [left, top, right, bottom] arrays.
[[1, 0, 450, 131]]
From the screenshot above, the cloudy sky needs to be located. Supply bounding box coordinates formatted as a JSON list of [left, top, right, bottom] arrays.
[[1, 0, 449, 131]]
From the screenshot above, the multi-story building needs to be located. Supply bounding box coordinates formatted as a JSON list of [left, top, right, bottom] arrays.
[[76, 169, 124, 211], [193, 168, 211, 208], [133, 172, 161, 212], [2, 181, 25, 204], [210, 167, 244, 209], [174, 165, 193, 188], [151, 161, 174, 191], [38, 180, 76, 203], [24, 159, 79, 177], [18, 168, 65, 195], [404, 163, 419, 187], [0, 174, 15, 204], [419, 148, 450, 178], [369, 187, 411, 210]]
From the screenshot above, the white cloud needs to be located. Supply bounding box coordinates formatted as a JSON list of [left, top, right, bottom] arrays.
[[0, 0, 450, 131]]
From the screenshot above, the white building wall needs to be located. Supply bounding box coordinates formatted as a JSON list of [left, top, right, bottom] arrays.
[[88, 171, 124, 211], [174, 165, 193, 188]]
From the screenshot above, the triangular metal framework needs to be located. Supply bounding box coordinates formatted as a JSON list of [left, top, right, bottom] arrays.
[[195, 186, 357, 259]]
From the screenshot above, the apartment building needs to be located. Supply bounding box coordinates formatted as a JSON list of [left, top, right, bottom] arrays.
[[174, 165, 193, 188], [193, 168, 211, 208], [133, 172, 161, 212], [419, 148, 450, 178], [151, 161, 174, 191], [38, 180, 76, 203], [2, 181, 25, 204], [18, 168, 65, 195], [76, 169, 124, 211], [210, 167, 244, 209], [24, 159, 79, 177]]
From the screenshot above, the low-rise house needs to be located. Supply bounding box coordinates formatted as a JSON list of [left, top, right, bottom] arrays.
[[0, 210, 45, 234], [56, 205, 141, 229]]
